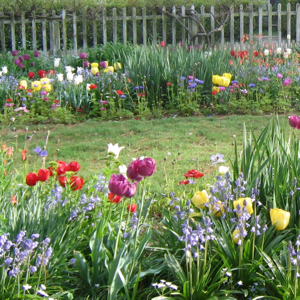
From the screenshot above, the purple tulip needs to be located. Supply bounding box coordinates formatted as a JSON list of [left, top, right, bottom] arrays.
[[277, 73, 283, 79], [11, 50, 18, 56], [288, 115, 300, 129], [34, 51, 40, 57], [100, 61, 108, 69], [79, 52, 87, 59], [109, 174, 137, 198], [30, 62, 35, 67], [136, 157, 156, 177], [14, 59, 20, 66], [23, 54, 30, 60], [18, 56, 24, 62], [19, 63, 25, 68], [127, 160, 144, 182], [83, 60, 90, 68], [283, 78, 292, 86]]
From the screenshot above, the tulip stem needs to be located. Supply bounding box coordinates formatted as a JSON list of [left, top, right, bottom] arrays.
[[113, 200, 126, 259]]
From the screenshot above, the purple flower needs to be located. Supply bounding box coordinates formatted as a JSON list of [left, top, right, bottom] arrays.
[[109, 174, 137, 198], [136, 157, 156, 177], [23, 54, 30, 60], [100, 61, 108, 68], [83, 61, 90, 68], [283, 78, 292, 86], [33, 146, 48, 157], [249, 83, 256, 87], [18, 56, 24, 62], [79, 52, 87, 59], [11, 50, 18, 56], [33, 51, 40, 57], [288, 115, 300, 129], [14, 59, 20, 66], [277, 73, 283, 79], [19, 63, 25, 69], [127, 160, 144, 182], [30, 62, 35, 67]]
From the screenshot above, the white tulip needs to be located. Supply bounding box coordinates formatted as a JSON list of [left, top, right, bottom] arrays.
[[86, 84, 91, 91], [66, 72, 74, 81], [283, 52, 289, 59], [263, 49, 269, 56], [65, 66, 75, 73], [107, 143, 125, 159], [276, 47, 282, 55], [119, 164, 128, 177], [2, 66, 8, 74], [54, 58, 61, 67], [286, 48, 292, 55], [219, 166, 230, 175], [57, 73, 64, 82]]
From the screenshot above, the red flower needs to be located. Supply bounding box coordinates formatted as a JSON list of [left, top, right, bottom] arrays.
[[54, 99, 59, 104], [37, 70, 47, 78], [56, 161, 67, 176], [21, 150, 27, 161], [116, 90, 123, 96], [253, 51, 259, 57], [70, 176, 84, 190], [160, 41, 165, 47], [211, 90, 218, 95], [230, 51, 237, 57], [108, 193, 122, 203], [66, 161, 81, 173], [6, 99, 13, 102], [28, 72, 35, 79], [127, 204, 137, 213], [89, 84, 97, 89], [137, 93, 145, 97], [184, 169, 204, 179], [26, 172, 39, 186], [11, 195, 17, 205], [58, 176, 68, 187], [48, 69, 55, 75], [178, 180, 190, 185], [38, 168, 50, 182], [166, 82, 171, 86]]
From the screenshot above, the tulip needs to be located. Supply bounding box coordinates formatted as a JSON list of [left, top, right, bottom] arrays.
[[212, 201, 225, 217], [276, 47, 282, 54], [113, 62, 122, 70], [223, 73, 232, 80], [219, 166, 229, 175], [277, 73, 283, 79], [70, 176, 85, 190], [34, 51, 40, 57], [57, 73, 64, 82], [54, 58, 61, 67], [23, 54, 30, 60], [83, 61, 90, 68], [263, 49, 269, 56], [1, 66, 7, 74], [79, 52, 87, 59], [108, 192, 122, 203], [127, 160, 144, 182], [283, 78, 292, 86], [107, 143, 125, 159], [90, 62, 99, 68], [160, 41, 165, 47], [58, 175, 68, 187], [232, 229, 240, 244], [109, 174, 137, 198], [65, 66, 75, 73], [270, 208, 290, 230], [66, 72, 74, 81], [31, 81, 42, 92], [104, 66, 114, 73], [136, 157, 156, 177], [233, 197, 253, 216], [192, 190, 209, 209], [100, 61, 108, 68], [11, 50, 18, 56], [127, 204, 137, 213], [38, 169, 50, 182], [66, 161, 81, 173], [14, 59, 20, 66], [28, 72, 35, 79], [286, 48, 292, 55], [91, 67, 99, 75], [288, 115, 300, 129], [38, 70, 47, 78], [184, 169, 204, 179], [26, 172, 39, 186], [19, 80, 27, 89], [56, 161, 67, 176]]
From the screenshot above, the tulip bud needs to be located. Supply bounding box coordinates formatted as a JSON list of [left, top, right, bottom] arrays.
[[270, 208, 290, 230], [26, 172, 39, 186], [136, 157, 156, 177], [127, 204, 137, 213], [192, 190, 209, 209], [127, 160, 143, 182], [37, 169, 50, 182]]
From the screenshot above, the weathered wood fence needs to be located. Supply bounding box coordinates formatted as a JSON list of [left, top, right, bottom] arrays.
[[0, 3, 299, 55]]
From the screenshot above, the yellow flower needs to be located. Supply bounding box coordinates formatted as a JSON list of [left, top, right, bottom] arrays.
[[218, 76, 230, 87], [212, 201, 225, 217], [233, 197, 253, 216], [104, 66, 114, 73], [189, 212, 202, 218], [43, 84, 52, 92], [232, 229, 239, 244], [192, 190, 209, 209], [113, 62, 122, 70], [212, 75, 221, 85], [212, 86, 220, 92], [40, 77, 50, 84], [223, 73, 232, 80], [19, 80, 27, 89], [91, 67, 99, 75], [270, 208, 290, 231], [90, 62, 99, 68], [31, 81, 42, 91]]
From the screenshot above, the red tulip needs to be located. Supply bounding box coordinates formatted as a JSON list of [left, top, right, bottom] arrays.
[[38, 70, 47, 78], [160, 41, 165, 47], [26, 172, 39, 186], [108, 192, 122, 203], [184, 169, 204, 179], [27, 72, 35, 79], [56, 161, 67, 176], [70, 176, 84, 190], [38, 169, 50, 182], [116, 90, 123, 96], [21, 150, 27, 161], [58, 175, 68, 187], [127, 204, 137, 213], [178, 180, 190, 185], [66, 161, 81, 173], [89, 84, 97, 89]]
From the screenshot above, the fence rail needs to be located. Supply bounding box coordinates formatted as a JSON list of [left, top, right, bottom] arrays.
[[0, 3, 299, 55]]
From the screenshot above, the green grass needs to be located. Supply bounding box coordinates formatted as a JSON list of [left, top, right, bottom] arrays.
[[2, 114, 293, 195]]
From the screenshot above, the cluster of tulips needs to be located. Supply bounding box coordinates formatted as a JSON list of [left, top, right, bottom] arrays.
[[212, 72, 232, 88], [26, 161, 84, 190]]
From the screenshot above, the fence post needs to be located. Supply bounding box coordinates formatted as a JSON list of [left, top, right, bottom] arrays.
[[181, 6, 185, 44], [21, 12, 26, 49], [297, 3, 300, 45], [152, 9, 157, 45], [162, 6, 166, 43], [61, 9, 67, 55], [249, 3, 253, 43], [51, 10, 61, 55], [239, 5, 244, 50], [113, 8, 117, 44], [277, 4, 281, 46], [142, 7, 147, 46], [41, 10, 47, 55], [102, 8, 107, 46], [230, 6, 234, 50], [10, 12, 16, 51], [132, 7, 137, 45], [82, 7, 87, 49], [211, 6, 215, 46], [32, 11, 37, 51], [72, 11, 77, 55], [268, 4, 272, 46], [122, 7, 127, 44], [287, 3, 291, 47], [0, 12, 6, 52], [258, 6, 263, 48], [172, 6, 176, 46]]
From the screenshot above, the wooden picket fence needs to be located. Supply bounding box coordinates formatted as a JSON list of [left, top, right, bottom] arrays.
[[0, 3, 299, 55]]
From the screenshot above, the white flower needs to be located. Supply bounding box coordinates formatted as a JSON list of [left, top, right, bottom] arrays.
[[74, 75, 83, 85], [263, 49, 269, 56], [107, 143, 125, 159], [0, 71, 2, 77], [65, 66, 75, 73], [57, 73, 64, 82], [237, 280, 243, 286], [66, 72, 74, 81], [118, 164, 127, 177], [77, 67, 84, 74], [37, 290, 49, 297], [86, 84, 91, 91], [283, 52, 289, 59], [276, 47, 282, 54], [54, 58, 61, 67], [219, 166, 229, 175], [2, 66, 8, 74], [22, 284, 32, 291], [286, 48, 292, 55], [40, 284, 47, 290]]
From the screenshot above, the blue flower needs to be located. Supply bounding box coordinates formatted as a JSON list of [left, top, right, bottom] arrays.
[[249, 83, 256, 87], [33, 146, 47, 157]]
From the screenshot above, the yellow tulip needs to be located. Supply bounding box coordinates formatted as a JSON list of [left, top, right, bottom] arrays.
[[233, 197, 253, 216], [212, 201, 225, 217], [31, 81, 42, 91], [212, 75, 221, 85], [218, 76, 230, 87], [113, 62, 122, 70], [223, 73, 232, 80], [270, 208, 290, 231], [90, 62, 99, 68], [232, 229, 239, 244], [43, 84, 52, 92], [91, 67, 99, 75], [40, 77, 50, 84], [104, 66, 114, 73], [19, 80, 27, 89], [192, 190, 209, 209], [212, 86, 220, 92]]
